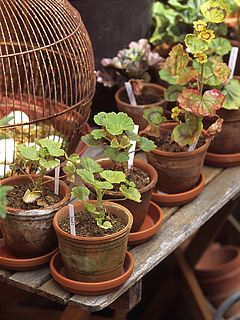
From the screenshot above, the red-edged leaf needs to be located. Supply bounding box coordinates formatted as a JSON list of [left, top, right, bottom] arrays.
[[176, 67, 198, 84], [177, 89, 225, 117], [165, 43, 189, 76], [211, 59, 231, 83]]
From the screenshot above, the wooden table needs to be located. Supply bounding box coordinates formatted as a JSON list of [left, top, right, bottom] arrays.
[[1, 150, 240, 320]]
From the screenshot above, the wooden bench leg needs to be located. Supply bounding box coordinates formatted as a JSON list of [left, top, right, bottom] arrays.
[[59, 305, 91, 320]]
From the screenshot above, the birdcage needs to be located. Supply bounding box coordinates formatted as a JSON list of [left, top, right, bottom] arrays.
[[0, 0, 95, 178]]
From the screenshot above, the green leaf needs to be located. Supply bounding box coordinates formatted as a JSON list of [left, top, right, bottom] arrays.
[[119, 185, 141, 202], [177, 89, 225, 116], [72, 186, 90, 201], [80, 157, 103, 173], [100, 170, 126, 184], [201, 0, 231, 23], [67, 153, 80, 165], [91, 129, 107, 139], [0, 185, 13, 205], [104, 146, 129, 162], [17, 144, 39, 161], [209, 37, 232, 56], [139, 137, 156, 152], [101, 221, 112, 229], [94, 180, 113, 190], [0, 134, 10, 140], [76, 169, 95, 184], [102, 112, 134, 135], [185, 34, 209, 54], [38, 139, 65, 157], [212, 59, 231, 83], [93, 112, 108, 126], [221, 79, 240, 110], [125, 130, 140, 142], [172, 113, 203, 146], [0, 115, 14, 126], [39, 159, 59, 168], [111, 139, 120, 148], [159, 69, 179, 85], [23, 189, 41, 203], [143, 106, 167, 136], [120, 136, 130, 148], [164, 85, 186, 102], [62, 161, 76, 182], [81, 134, 104, 147]]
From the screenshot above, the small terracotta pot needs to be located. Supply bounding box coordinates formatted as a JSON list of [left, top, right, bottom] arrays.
[[53, 201, 133, 283], [146, 123, 210, 194], [85, 158, 158, 232], [115, 83, 167, 130], [204, 108, 240, 155], [0, 174, 71, 258]]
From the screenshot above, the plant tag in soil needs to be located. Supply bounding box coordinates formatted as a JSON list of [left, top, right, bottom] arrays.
[[69, 204, 76, 236], [228, 47, 239, 80], [54, 160, 60, 195], [128, 125, 139, 169], [125, 82, 137, 105], [188, 134, 200, 152]]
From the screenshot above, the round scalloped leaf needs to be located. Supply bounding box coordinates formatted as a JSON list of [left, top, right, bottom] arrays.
[[222, 79, 240, 110], [119, 185, 141, 202], [91, 129, 107, 139], [81, 134, 103, 147], [177, 89, 225, 116], [102, 112, 134, 135], [212, 60, 231, 83], [72, 186, 90, 201], [80, 157, 103, 173], [93, 112, 108, 126], [185, 34, 209, 54], [100, 170, 126, 184], [200, 0, 231, 23], [209, 38, 232, 56], [139, 137, 156, 152], [164, 85, 186, 102]]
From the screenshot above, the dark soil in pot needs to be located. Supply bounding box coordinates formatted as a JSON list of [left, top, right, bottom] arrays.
[[120, 86, 165, 105], [149, 131, 205, 152], [6, 183, 62, 210], [59, 210, 126, 237]]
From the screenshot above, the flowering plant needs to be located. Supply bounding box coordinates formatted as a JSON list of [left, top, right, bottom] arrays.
[[158, 0, 233, 146], [96, 38, 165, 87]]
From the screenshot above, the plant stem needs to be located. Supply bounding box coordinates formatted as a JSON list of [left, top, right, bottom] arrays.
[[199, 63, 205, 96]]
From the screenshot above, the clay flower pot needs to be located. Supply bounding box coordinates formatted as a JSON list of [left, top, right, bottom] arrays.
[[53, 201, 133, 283], [115, 83, 167, 130], [146, 122, 210, 194], [0, 174, 71, 258], [85, 158, 158, 232]]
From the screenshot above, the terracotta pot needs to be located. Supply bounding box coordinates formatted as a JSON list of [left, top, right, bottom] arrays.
[[0, 175, 71, 258], [146, 123, 210, 194], [53, 201, 133, 282], [115, 83, 167, 130], [85, 158, 158, 232], [204, 108, 240, 155]]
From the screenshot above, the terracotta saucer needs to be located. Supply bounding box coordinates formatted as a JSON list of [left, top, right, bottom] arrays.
[[128, 201, 163, 246], [151, 172, 205, 207], [0, 238, 58, 271], [205, 152, 240, 167], [50, 250, 134, 296]]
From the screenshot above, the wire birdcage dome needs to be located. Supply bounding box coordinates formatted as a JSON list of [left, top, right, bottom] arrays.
[[0, 0, 95, 178]]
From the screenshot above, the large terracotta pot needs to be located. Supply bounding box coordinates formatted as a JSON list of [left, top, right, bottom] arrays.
[[146, 123, 210, 194], [204, 108, 240, 154], [115, 83, 167, 130], [85, 158, 158, 232], [0, 175, 71, 258], [53, 201, 133, 282]]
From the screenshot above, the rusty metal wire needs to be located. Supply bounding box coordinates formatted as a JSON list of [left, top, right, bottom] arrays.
[[0, 0, 95, 177]]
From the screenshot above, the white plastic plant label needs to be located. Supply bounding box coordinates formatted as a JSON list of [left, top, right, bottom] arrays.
[[54, 160, 60, 195], [128, 124, 139, 169], [188, 134, 200, 151], [125, 82, 137, 105], [228, 47, 239, 80], [69, 204, 76, 236]]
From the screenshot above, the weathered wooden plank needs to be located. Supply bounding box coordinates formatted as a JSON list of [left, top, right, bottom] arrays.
[[0, 267, 13, 282], [7, 265, 51, 293], [36, 277, 73, 305]]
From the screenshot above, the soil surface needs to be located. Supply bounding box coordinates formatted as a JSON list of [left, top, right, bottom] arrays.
[[120, 86, 164, 105], [95, 166, 150, 192], [6, 183, 63, 210], [150, 132, 205, 152], [59, 209, 126, 237]]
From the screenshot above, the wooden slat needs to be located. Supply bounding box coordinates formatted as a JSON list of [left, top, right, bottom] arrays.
[[36, 277, 73, 305], [7, 265, 51, 293], [0, 267, 13, 282]]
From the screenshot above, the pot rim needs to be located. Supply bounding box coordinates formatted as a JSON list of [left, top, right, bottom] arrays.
[[53, 200, 133, 243], [2, 174, 71, 216], [115, 83, 166, 108]]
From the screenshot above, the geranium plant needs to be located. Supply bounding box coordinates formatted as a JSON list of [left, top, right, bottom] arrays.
[[81, 111, 156, 172], [96, 38, 165, 87], [154, 0, 233, 147], [72, 157, 141, 229], [11, 139, 80, 204]]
